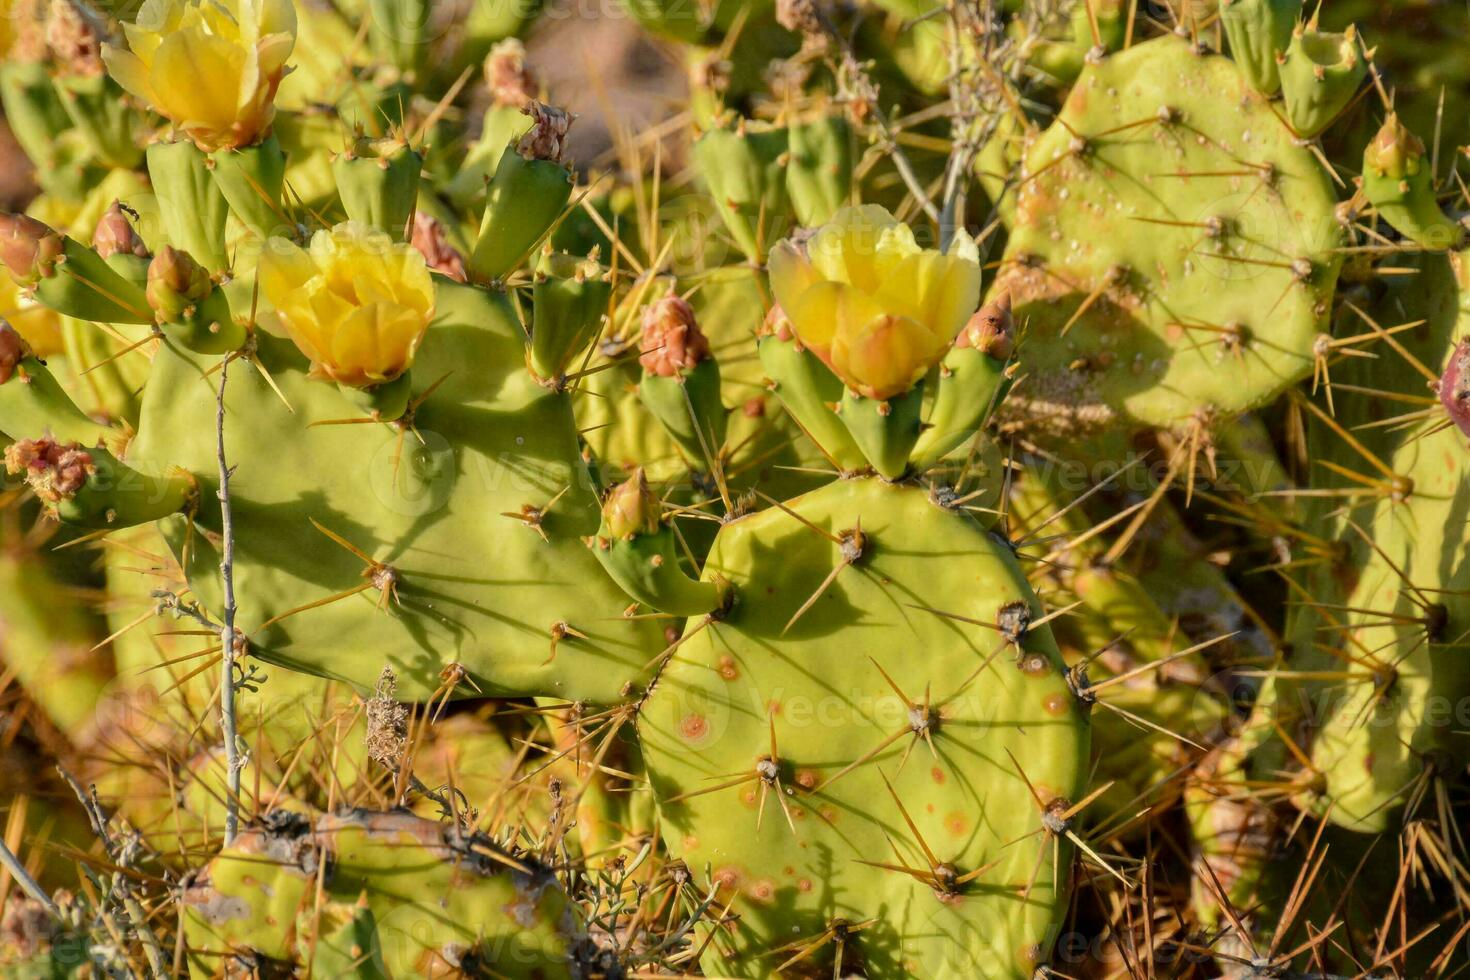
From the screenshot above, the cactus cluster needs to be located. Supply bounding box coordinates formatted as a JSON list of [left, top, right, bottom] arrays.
[[1, 0, 1470, 977]]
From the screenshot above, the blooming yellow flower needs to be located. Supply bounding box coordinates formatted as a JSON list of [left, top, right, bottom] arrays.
[[768, 205, 982, 400], [101, 0, 296, 152], [258, 223, 435, 389]]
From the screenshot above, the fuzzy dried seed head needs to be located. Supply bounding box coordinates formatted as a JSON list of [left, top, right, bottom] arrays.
[[46, 0, 108, 77], [4, 438, 96, 503], [516, 101, 574, 163], [0, 898, 53, 958], [365, 666, 409, 770], [639, 294, 710, 376], [409, 212, 467, 283], [776, 0, 825, 45]]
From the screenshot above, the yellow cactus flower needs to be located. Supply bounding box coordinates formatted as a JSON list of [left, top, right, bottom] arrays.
[[101, 0, 297, 152], [258, 223, 435, 389], [768, 205, 982, 400], [0, 269, 64, 357]]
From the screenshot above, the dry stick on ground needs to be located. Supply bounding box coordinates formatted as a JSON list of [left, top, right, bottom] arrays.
[[216, 352, 243, 844]]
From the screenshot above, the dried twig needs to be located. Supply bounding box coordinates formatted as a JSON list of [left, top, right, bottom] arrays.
[[56, 768, 169, 979], [216, 353, 243, 844], [0, 837, 58, 918]]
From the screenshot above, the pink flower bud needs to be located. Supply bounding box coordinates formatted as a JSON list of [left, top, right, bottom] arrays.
[[93, 201, 149, 260], [639, 294, 710, 377], [0, 213, 64, 283], [0, 321, 30, 385], [1439, 340, 1470, 439], [956, 292, 1014, 359]]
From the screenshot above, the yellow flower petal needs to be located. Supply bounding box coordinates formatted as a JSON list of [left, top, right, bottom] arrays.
[[257, 237, 315, 298], [785, 280, 886, 362], [767, 203, 981, 399], [832, 313, 945, 400], [332, 302, 426, 385], [151, 29, 248, 134], [767, 239, 820, 315], [808, 204, 901, 291], [99, 46, 156, 105]]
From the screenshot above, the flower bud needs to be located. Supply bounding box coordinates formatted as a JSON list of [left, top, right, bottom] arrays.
[[1439, 340, 1470, 439], [516, 101, 574, 163], [4, 438, 96, 503], [93, 200, 149, 260], [485, 38, 536, 109], [957, 292, 1014, 359], [0, 321, 31, 385], [602, 468, 662, 540], [410, 213, 467, 282], [1364, 113, 1424, 183], [760, 303, 795, 341], [146, 246, 213, 322], [0, 213, 64, 283], [639, 294, 710, 377]]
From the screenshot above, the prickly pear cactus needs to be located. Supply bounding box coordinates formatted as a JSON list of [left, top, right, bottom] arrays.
[[120, 276, 663, 702], [639, 478, 1089, 978], [183, 810, 583, 977], [994, 35, 1343, 433], [1287, 251, 1470, 832]]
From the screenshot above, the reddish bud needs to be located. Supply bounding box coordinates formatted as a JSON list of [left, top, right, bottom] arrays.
[[146, 246, 212, 321], [639, 294, 710, 377], [93, 201, 149, 260], [956, 292, 1014, 359], [1439, 340, 1470, 439], [0, 321, 30, 385], [0, 213, 64, 283]]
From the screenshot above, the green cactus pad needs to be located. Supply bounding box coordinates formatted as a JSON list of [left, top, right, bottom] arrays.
[[183, 810, 580, 977], [121, 279, 665, 702], [1285, 253, 1470, 832], [993, 35, 1342, 434], [639, 478, 1089, 978]]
